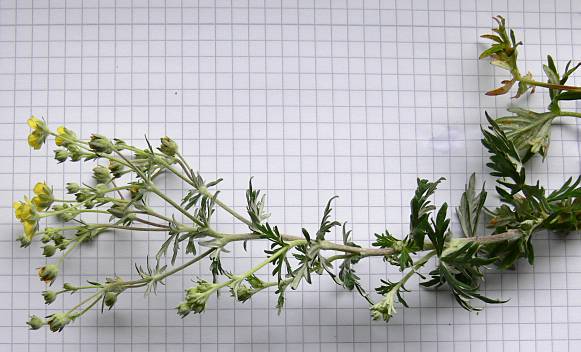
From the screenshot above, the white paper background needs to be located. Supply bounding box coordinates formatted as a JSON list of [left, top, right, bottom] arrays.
[[1, 0, 580, 351]]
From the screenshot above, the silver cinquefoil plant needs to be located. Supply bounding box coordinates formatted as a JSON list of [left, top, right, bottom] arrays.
[[16, 16, 581, 332]]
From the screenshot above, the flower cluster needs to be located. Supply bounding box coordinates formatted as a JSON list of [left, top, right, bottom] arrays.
[[176, 280, 217, 317]]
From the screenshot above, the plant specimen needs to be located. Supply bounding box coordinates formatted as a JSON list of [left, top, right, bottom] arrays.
[[16, 16, 581, 332]]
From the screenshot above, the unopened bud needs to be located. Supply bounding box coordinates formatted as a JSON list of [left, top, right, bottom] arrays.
[[103, 292, 118, 309], [27, 315, 45, 330], [158, 136, 178, 156], [54, 149, 69, 163], [92, 165, 111, 183], [89, 134, 113, 154], [66, 183, 80, 194], [42, 290, 57, 304], [47, 312, 70, 332], [37, 264, 59, 285], [42, 245, 56, 257]]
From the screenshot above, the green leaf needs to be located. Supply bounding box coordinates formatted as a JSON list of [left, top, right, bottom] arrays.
[[480, 34, 502, 43], [481, 112, 526, 193], [422, 245, 508, 312], [457, 173, 487, 238], [327, 224, 371, 303], [372, 231, 399, 248], [495, 107, 557, 160], [409, 177, 445, 250], [554, 91, 581, 101], [426, 203, 450, 256], [543, 64, 560, 85], [479, 44, 505, 59], [547, 55, 557, 74], [301, 228, 311, 242], [548, 176, 581, 202], [246, 178, 270, 231], [316, 196, 341, 241], [560, 61, 581, 84]]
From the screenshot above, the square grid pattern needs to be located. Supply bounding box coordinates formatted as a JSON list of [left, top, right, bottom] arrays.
[[0, 0, 580, 351]]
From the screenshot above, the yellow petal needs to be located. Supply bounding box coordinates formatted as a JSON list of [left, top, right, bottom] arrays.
[[28, 133, 41, 150], [14, 200, 33, 221], [33, 182, 45, 195], [56, 126, 65, 134], [27, 116, 39, 129], [23, 220, 37, 239], [32, 196, 42, 208], [13, 203, 23, 221]]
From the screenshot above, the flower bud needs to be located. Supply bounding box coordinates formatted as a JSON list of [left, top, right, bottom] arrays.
[[42, 290, 57, 304], [184, 281, 214, 314], [231, 285, 254, 303], [103, 292, 118, 309], [42, 245, 56, 257], [54, 149, 69, 163], [32, 182, 54, 210], [108, 160, 124, 178], [48, 230, 64, 245], [56, 239, 70, 251], [37, 264, 59, 285], [89, 134, 113, 154], [67, 144, 84, 161], [65, 183, 80, 194], [158, 136, 178, 156], [114, 138, 127, 148], [52, 203, 80, 222], [55, 126, 77, 147], [44, 227, 59, 240], [107, 204, 127, 219], [27, 315, 45, 330], [17, 235, 32, 248], [63, 283, 77, 291], [129, 183, 145, 200], [176, 302, 192, 318], [94, 183, 109, 197], [47, 312, 70, 332], [75, 188, 93, 202], [92, 165, 111, 183]]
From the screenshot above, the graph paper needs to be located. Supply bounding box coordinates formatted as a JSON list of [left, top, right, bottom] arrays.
[[1, 0, 580, 351]]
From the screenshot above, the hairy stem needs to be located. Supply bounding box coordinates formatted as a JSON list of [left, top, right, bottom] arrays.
[[214, 228, 523, 258], [559, 111, 581, 119], [519, 77, 581, 92]]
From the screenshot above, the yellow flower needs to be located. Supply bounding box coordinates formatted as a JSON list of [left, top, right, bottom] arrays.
[[55, 126, 76, 147], [32, 182, 54, 210], [13, 198, 39, 242], [13, 199, 34, 222], [27, 133, 43, 149], [27, 116, 48, 150]]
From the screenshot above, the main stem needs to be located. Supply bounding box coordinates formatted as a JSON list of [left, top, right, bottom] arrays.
[[214, 228, 523, 258]]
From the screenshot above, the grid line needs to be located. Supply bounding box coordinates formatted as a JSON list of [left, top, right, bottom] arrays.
[[1, 1, 580, 351]]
